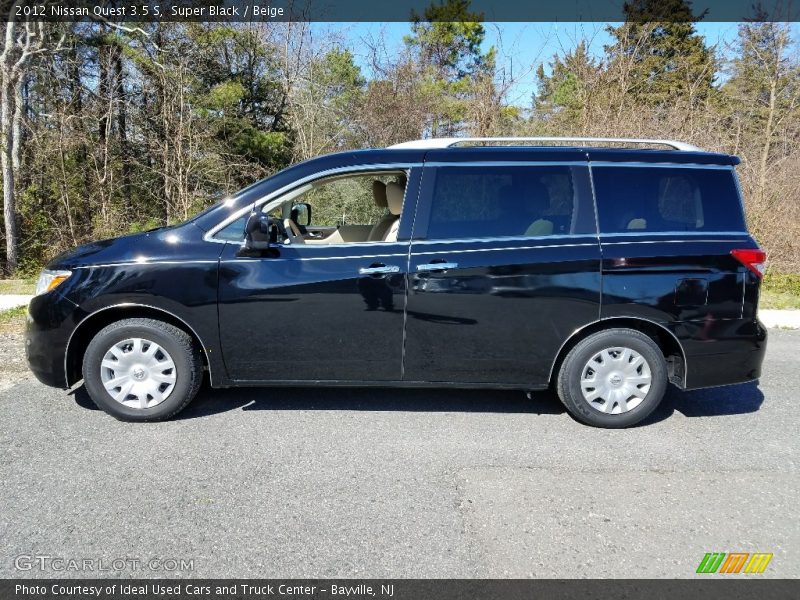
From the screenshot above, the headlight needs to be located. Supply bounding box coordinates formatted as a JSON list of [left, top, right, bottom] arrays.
[[34, 269, 72, 296]]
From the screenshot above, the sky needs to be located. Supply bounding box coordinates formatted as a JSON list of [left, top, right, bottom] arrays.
[[310, 21, 752, 108]]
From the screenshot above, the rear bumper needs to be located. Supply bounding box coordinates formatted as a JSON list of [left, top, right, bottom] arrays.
[[679, 318, 767, 390]]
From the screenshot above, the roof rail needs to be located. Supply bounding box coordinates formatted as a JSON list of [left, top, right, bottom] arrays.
[[388, 137, 704, 152]]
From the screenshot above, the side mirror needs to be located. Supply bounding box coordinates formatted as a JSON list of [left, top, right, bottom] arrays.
[[239, 212, 283, 256], [291, 202, 312, 227]]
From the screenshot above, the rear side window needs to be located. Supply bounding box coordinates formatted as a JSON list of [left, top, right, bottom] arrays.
[[592, 166, 746, 234], [424, 165, 595, 240]]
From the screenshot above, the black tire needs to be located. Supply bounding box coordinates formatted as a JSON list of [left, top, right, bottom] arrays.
[[556, 328, 668, 428], [82, 318, 203, 421]]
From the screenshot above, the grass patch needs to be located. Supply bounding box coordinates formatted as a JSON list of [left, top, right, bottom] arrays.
[[0, 278, 35, 295], [761, 272, 800, 310], [761, 289, 800, 310], [0, 305, 27, 334]]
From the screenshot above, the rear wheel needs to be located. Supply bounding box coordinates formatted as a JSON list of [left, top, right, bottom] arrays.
[[82, 318, 203, 421], [556, 328, 668, 428]]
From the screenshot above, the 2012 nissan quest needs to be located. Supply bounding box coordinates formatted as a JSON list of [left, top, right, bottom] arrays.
[[25, 137, 768, 427]]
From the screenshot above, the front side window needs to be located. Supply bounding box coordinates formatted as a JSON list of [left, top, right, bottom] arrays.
[[212, 170, 407, 244], [592, 166, 746, 234], [297, 173, 401, 228], [424, 165, 595, 240], [282, 171, 406, 244]]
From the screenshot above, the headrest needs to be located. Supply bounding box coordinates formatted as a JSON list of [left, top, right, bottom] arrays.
[[525, 219, 554, 237], [372, 181, 387, 208], [386, 182, 404, 216], [627, 218, 647, 230]]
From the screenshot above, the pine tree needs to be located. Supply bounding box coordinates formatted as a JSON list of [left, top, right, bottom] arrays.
[[405, 0, 487, 81], [403, 0, 495, 136], [535, 42, 597, 128], [291, 48, 366, 157], [605, 0, 715, 107]]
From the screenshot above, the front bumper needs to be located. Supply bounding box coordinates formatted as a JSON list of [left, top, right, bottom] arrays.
[[25, 292, 80, 389]]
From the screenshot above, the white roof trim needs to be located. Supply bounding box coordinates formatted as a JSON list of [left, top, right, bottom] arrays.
[[388, 137, 703, 152]]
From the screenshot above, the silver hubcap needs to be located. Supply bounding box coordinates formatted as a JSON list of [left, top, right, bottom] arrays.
[[580, 346, 652, 414], [100, 338, 177, 409]]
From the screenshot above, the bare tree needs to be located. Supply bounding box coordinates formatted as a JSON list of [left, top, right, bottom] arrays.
[[0, 4, 65, 273], [1, 15, 43, 273]]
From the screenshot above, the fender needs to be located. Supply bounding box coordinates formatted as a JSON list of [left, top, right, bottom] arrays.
[[547, 316, 688, 388], [64, 302, 219, 387]]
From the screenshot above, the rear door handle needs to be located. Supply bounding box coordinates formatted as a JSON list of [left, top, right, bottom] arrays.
[[359, 265, 400, 276], [417, 262, 458, 272]]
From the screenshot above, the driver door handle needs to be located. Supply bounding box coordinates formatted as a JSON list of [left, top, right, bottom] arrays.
[[417, 262, 458, 272], [359, 264, 400, 276]]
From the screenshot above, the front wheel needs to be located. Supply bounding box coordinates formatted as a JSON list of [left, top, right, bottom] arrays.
[[82, 318, 203, 421], [556, 328, 668, 428]]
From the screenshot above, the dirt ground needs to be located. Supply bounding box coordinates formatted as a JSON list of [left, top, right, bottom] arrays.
[[0, 332, 33, 392]]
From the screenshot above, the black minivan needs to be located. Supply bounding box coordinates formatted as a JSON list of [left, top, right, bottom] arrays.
[[25, 137, 767, 427]]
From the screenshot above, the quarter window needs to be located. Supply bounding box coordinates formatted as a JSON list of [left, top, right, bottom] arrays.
[[215, 216, 248, 241], [424, 165, 595, 240], [592, 166, 746, 233]]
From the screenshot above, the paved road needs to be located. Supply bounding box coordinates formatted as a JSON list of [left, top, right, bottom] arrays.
[[1, 331, 798, 579]]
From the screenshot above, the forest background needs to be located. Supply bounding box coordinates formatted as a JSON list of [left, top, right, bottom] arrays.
[[1, 0, 797, 306]]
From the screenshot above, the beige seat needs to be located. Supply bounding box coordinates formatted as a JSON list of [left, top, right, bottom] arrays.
[[525, 219, 554, 236], [627, 218, 647, 230], [367, 181, 397, 242], [382, 182, 404, 242], [283, 218, 305, 244]]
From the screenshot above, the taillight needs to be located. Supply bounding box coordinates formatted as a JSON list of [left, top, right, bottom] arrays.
[[731, 248, 767, 278]]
